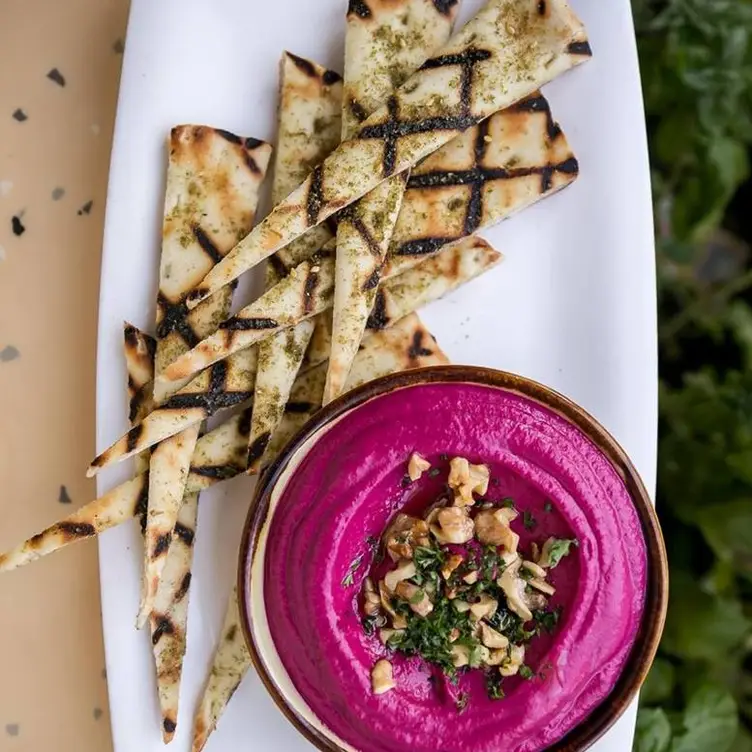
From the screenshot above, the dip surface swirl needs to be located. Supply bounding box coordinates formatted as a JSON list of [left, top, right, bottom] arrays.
[[264, 383, 647, 752]]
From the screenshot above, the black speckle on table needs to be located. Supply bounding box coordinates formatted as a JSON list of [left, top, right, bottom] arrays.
[[12, 109, 27, 122], [93, 708, 103, 721], [52, 187, 65, 200], [5, 724, 19, 737], [11, 215, 25, 236], [113, 38, 124, 54], [47, 68, 66, 87], [77, 200, 93, 216], [0, 346, 20, 363], [58, 485, 72, 504]]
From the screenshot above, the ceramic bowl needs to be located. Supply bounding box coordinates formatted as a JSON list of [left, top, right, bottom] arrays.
[[238, 366, 668, 752]]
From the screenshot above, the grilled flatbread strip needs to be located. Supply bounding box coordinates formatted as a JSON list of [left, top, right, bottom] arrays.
[[158, 243, 336, 392], [184, 0, 589, 308], [325, 0, 458, 405], [247, 53, 343, 475], [191, 311, 450, 752], [270, 51, 342, 271], [139, 127, 272, 631], [91, 236, 500, 470], [191, 586, 250, 752], [385, 90, 576, 274], [124, 324, 197, 743], [0, 310, 455, 575]]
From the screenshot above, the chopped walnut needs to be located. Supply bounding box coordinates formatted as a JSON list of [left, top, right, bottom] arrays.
[[395, 581, 433, 617], [441, 553, 464, 580], [408, 452, 431, 481], [384, 560, 417, 592], [485, 648, 508, 666], [448, 457, 491, 505], [498, 559, 533, 622], [468, 463, 490, 496], [379, 581, 407, 629], [383, 513, 425, 561], [480, 622, 509, 649], [448, 457, 471, 489], [528, 577, 556, 596], [431, 506, 475, 544], [469, 593, 498, 622], [451, 644, 470, 668], [474, 508, 520, 553], [499, 644, 526, 677], [371, 659, 396, 694], [522, 560, 547, 579], [462, 570, 479, 585], [363, 577, 382, 617]]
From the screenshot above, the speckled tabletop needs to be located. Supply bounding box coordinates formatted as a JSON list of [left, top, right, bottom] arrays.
[[0, 1, 129, 749]]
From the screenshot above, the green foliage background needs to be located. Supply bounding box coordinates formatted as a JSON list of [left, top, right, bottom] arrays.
[[632, 1, 752, 750]]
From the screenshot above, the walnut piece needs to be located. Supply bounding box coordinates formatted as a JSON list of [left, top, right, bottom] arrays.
[[379, 581, 407, 629], [521, 560, 547, 579], [499, 644, 526, 677], [383, 560, 417, 593], [448, 457, 491, 505], [474, 508, 520, 553], [480, 622, 509, 649], [395, 581, 433, 617], [431, 506, 475, 544], [498, 559, 533, 622], [363, 577, 382, 617], [371, 659, 396, 694], [470, 593, 498, 622], [408, 452, 431, 481]]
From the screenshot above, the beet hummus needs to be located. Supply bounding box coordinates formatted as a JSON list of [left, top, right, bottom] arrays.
[[262, 383, 647, 752]]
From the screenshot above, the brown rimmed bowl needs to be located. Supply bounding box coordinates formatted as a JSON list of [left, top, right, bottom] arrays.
[[238, 365, 668, 752]]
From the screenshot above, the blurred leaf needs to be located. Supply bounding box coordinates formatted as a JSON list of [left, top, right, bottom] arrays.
[[636, 708, 672, 752], [659, 371, 752, 520], [731, 727, 752, 752], [671, 685, 738, 752], [697, 500, 752, 579], [661, 571, 750, 660], [642, 658, 677, 705]]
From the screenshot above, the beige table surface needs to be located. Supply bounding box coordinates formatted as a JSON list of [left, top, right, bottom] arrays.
[[0, 1, 129, 749]]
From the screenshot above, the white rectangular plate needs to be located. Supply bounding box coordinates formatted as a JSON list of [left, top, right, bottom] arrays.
[[95, 1, 656, 750]]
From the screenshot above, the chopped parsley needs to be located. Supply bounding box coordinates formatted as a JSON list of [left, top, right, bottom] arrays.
[[455, 691, 469, 713], [519, 664, 535, 680], [544, 500, 554, 513], [523, 510, 537, 530], [547, 538, 578, 568], [501, 497, 516, 509], [341, 554, 364, 587], [533, 607, 562, 634], [486, 671, 505, 700], [428, 467, 442, 478]]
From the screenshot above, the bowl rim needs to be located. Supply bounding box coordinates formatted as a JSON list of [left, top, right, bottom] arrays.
[[238, 365, 669, 752]]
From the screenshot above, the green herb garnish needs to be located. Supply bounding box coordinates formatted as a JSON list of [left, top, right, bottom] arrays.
[[341, 554, 363, 587], [523, 510, 537, 530], [544, 500, 553, 513], [455, 691, 469, 713], [486, 672, 505, 700], [501, 497, 516, 509], [519, 665, 535, 680], [547, 538, 578, 568]]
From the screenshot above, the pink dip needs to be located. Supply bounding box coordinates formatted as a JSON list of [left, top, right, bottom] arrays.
[[264, 383, 647, 752]]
